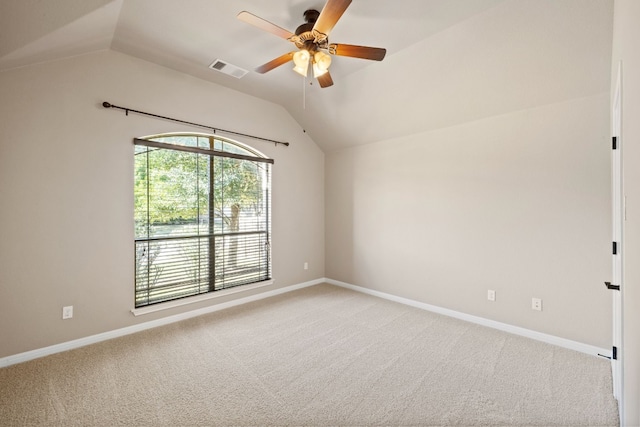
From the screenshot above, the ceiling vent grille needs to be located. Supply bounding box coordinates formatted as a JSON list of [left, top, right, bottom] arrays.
[[209, 59, 249, 79]]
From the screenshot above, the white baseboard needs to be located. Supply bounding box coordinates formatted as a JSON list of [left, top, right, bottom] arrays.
[[325, 278, 611, 359], [1, 277, 610, 368], [0, 278, 324, 368]]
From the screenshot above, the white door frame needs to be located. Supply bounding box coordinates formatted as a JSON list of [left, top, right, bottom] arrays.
[[611, 60, 623, 413]]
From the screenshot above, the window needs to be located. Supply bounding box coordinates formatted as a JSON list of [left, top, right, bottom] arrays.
[[134, 133, 272, 308]]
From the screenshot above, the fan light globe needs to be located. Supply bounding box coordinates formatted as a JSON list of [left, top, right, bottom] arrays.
[[312, 51, 332, 77], [293, 50, 310, 76]]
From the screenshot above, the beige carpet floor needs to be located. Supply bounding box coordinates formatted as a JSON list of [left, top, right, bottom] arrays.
[[0, 284, 619, 426]]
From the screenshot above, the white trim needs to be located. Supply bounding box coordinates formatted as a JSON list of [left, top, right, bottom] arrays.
[[0, 278, 323, 368], [1, 277, 610, 368], [611, 59, 624, 421], [326, 278, 610, 358], [131, 279, 274, 316]]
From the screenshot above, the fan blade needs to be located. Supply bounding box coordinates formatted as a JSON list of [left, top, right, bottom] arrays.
[[331, 44, 386, 61], [237, 11, 294, 40], [313, 0, 352, 37], [317, 71, 334, 88], [255, 52, 295, 74]]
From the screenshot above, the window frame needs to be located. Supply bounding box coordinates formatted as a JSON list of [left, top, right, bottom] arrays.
[[132, 133, 273, 313]]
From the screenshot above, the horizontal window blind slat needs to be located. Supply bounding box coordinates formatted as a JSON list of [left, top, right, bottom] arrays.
[[135, 230, 268, 242]]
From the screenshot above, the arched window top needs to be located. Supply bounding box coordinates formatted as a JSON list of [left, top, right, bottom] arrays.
[[141, 132, 267, 159]]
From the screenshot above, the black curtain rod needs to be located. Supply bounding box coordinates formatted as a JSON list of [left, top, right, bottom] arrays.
[[102, 102, 289, 147]]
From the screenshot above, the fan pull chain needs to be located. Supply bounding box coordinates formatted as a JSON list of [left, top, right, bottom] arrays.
[[303, 75, 306, 110]]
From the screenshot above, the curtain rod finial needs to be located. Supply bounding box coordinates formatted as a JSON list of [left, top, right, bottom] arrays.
[[102, 102, 112, 108]]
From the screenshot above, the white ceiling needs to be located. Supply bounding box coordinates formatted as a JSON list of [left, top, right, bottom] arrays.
[[0, 0, 613, 151]]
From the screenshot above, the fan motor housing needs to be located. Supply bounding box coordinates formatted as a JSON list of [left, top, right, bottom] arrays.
[[293, 9, 328, 50], [295, 22, 314, 36]]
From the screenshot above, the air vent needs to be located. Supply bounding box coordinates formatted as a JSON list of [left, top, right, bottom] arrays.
[[209, 59, 249, 79]]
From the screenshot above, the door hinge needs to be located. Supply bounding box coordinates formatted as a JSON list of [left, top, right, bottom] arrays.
[[605, 281, 620, 291], [613, 346, 618, 360], [612, 136, 617, 150], [613, 241, 618, 255]]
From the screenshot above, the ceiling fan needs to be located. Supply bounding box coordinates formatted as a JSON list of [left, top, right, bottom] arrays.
[[237, 0, 386, 88]]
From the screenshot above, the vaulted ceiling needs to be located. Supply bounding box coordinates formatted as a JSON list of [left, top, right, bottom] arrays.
[[0, 0, 613, 151]]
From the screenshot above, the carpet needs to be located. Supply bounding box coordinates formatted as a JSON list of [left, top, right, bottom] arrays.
[[0, 284, 619, 426]]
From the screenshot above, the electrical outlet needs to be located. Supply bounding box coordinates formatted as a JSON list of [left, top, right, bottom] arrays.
[[487, 289, 496, 301], [304, 262, 308, 270], [62, 306, 73, 319], [532, 298, 542, 311]]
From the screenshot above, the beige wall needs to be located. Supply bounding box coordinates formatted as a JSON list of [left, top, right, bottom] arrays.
[[0, 50, 325, 358], [326, 93, 612, 349], [612, 0, 640, 423]]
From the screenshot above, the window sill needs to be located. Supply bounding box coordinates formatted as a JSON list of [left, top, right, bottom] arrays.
[[130, 279, 274, 316]]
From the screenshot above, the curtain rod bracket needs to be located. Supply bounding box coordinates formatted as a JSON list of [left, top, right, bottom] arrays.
[[101, 101, 289, 147]]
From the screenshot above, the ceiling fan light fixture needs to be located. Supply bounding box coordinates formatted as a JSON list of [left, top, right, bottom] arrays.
[[238, 0, 386, 88], [292, 49, 310, 76], [312, 51, 332, 77]]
